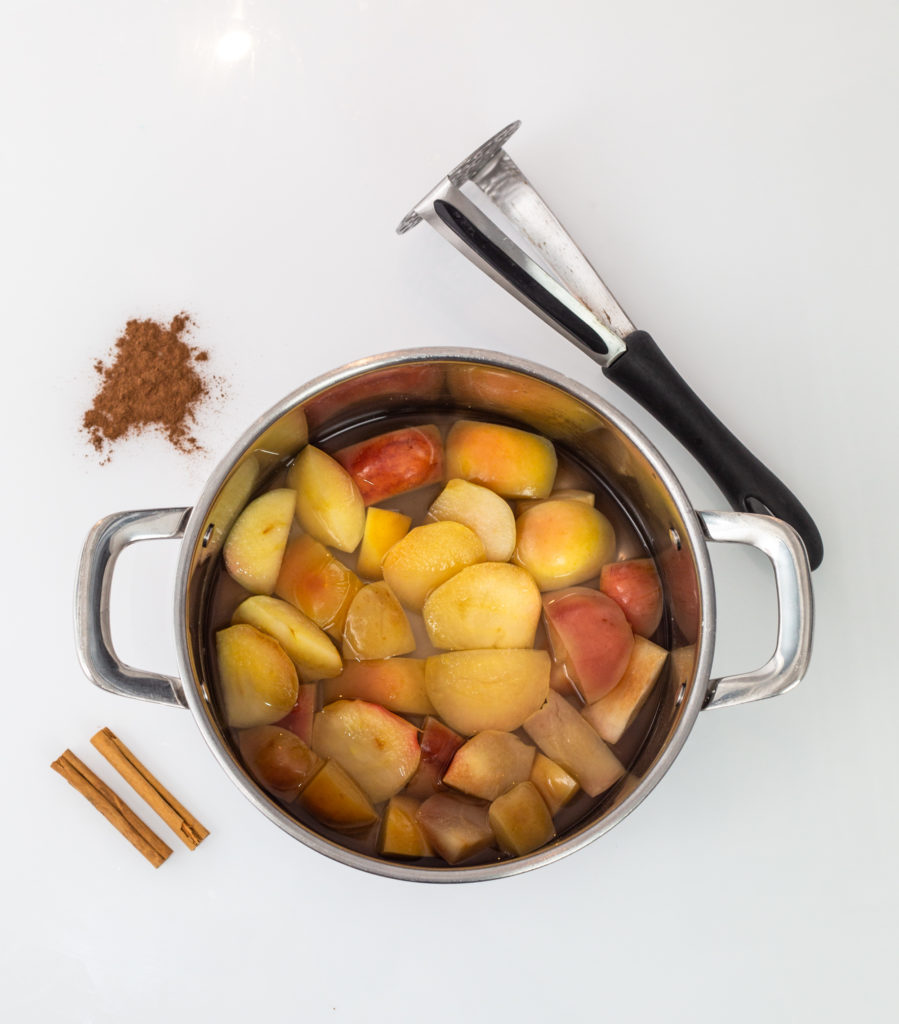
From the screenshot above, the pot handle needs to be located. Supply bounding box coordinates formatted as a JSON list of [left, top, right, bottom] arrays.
[[74, 508, 193, 709], [700, 510, 813, 709]]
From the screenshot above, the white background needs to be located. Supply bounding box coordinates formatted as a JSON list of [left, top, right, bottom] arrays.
[[3, 1, 897, 1021]]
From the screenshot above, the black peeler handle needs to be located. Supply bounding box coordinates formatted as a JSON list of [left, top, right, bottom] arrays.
[[604, 330, 823, 569]]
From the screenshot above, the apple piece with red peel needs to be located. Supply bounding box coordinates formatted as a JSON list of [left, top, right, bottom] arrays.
[[379, 795, 434, 858], [416, 794, 495, 864], [425, 649, 550, 736], [445, 420, 557, 499], [488, 781, 556, 856], [299, 759, 379, 831], [356, 507, 412, 580], [599, 557, 664, 638], [275, 534, 362, 639], [335, 425, 444, 506], [404, 716, 465, 798], [582, 636, 669, 744], [422, 562, 542, 650], [523, 690, 625, 797], [238, 725, 323, 799], [381, 520, 485, 610], [442, 731, 536, 802], [341, 581, 415, 660], [529, 752, 579, 815], [274, 683, 317, 745], [223, 488, 296, 595], [543, 587, 635, 703], [289, 445, 365, 552], [516, 489, 595, 515], [312, 699, 421, 804], [216, 624, 299, 728], [514, 499, 616, 591], [427, 479, 516, 562], [231, 595, 342, 682], [321, 658, 433, 715]]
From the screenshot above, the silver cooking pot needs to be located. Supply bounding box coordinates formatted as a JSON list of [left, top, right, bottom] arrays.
[[75, 349, 813, 882]]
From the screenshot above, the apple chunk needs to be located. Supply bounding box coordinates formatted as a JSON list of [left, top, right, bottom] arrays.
[[274, 534, 362, 639], [581, 636, 668, 744], [543, 587, 635, 703], [488, 781, 556, 857], [425, 649, 550, 736], [289, 444, 365, 552], [381, 520, 485, 610], [341, 581, 416, 660], [529, 752, 579, 815], [312, 699, 421, 803], [231, 595, 342, 682], [422, 562, 542, 650], [416, 794, 495, 864], [335, 425, 444, 506], [321, 658, 433, 715], [238, 725, 323, 799], [514, 499, 616, 591], [223, 488, 296, 594], [516, 489, 595, 514], [404, 716, 465, 798], [216, 624, 299, 728], [427, 479, 516, 562], [443, 731, 536, 802], [299, 759, 378, 830], [599, 557, 664, 638], [445, 420, 557, 499], [356, 507, 412, 580], [379, 795, 434, 858], [523, 691, 625, 798]]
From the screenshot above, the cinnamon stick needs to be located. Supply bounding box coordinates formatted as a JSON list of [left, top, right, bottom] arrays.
[[51, 750, 172, 868], [90, 727, 209, 850]]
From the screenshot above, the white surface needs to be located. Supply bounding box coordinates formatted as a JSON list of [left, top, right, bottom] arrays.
[[3, 1, 897, 1020]]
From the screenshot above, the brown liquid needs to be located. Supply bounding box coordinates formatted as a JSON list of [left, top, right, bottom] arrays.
[[205, 411, 670, 867]]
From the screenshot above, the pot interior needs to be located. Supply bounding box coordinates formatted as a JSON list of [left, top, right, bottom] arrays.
[[180, 352, 705, 878]]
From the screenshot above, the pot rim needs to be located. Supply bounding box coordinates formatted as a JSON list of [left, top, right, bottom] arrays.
[[173, 347, 715, 882]]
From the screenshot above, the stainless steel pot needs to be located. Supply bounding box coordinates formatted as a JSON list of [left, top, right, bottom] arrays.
[[75, 349, 813, 882]]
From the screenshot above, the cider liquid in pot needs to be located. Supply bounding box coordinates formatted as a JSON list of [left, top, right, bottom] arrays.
[[205, 410, 672, 867]]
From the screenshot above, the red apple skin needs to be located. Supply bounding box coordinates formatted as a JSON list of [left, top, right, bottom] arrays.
[[334, 425, 445, 506], [599, 558, 664, 638], [543, 588, 635, 703], [404, 716, 465, 798], [274, 683, 317, 746]]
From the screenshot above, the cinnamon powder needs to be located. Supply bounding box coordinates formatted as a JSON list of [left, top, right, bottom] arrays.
[[83, 314, 221, 461]]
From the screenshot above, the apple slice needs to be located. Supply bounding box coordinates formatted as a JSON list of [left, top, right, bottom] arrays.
[[523, 690, 625, 798], [321, 658, 433, 715], [356, 507, 412, 580], [299, 759, 378, 830], [381, 520, 485, 610], [238, 725, 323, 799], [231, 595, 342, 682], [341, 581, 416, 660], [216, 624, 299, 728], [404, 716, 465, 798], [274, 533, 362, 639], [223, 488, 296, 594], [289, 444, 365, 552], [514, 499, 616, 591], [424, 649, 550, 736], [516, 489, 595, 514], [581, 636, 668, 744], [274, 683, 317, 745], [529, 752, 579, 816], [416, 794, 495, 864], [445, 420, 557, 499], [427, 479, 516, 563], [599, 557, 664, 638], [312, 699, 421, 803], [543, 587, 635, 703], [422, 562, 542, 650], [488, 781, 556, 856], [378, 795, 434, 858], [335, 425, 444, 506], [443, 731, 536, 802]]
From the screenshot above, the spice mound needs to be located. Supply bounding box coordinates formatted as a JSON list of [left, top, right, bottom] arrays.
[[83, 314, 220, 461]]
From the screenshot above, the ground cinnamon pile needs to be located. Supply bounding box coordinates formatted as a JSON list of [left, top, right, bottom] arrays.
[[83, 314, 221, 461]]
